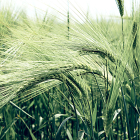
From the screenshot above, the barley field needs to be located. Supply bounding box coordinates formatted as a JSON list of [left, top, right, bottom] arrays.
[[0, 0, 140, 140]]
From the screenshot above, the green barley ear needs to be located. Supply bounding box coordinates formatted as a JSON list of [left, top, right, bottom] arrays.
[[115, 0, 124, 17], [132, 21, 138, 49]]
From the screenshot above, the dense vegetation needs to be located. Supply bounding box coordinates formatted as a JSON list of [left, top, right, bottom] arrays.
[[0, 0, 140, 139]]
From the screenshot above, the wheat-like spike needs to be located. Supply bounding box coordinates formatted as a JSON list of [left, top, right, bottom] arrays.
[[115, 0, 124, 17], [132, 21, 139, 72], [132, 21, 138, 49], [82, 48, 115, 63]]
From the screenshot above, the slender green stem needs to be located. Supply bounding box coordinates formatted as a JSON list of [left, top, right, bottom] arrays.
[[67, 0, 70, 40], [122, 18, 124, 50], [121, 86, 131, 140], [67, 84, 79, 138], [119, 110, 126, 140], [92, 72, 106, 104], [86, 97, 95, 140], [80, 98, 90, 140], [132, 80, 138, 140]]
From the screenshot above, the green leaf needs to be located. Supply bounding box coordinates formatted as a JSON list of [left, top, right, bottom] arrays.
[[98, 130, 105, 137], [9, 101, 35, 119], [19, 115, 37, 140], [113, 109, 121, 121], [55, 116, 72, 140], [78, 130, 84, 140], [50, 114, 69, 122], [0, 117, 18, 140], [92, 101, 97, 129], [124, 94, 140, 116], [65, 128, 73, 140], [54, 114, 69, 119], [27, 100, 35, 110], [34, 114, 69, 133]]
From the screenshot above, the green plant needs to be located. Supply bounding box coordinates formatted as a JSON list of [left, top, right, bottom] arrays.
[[0, 1, 140, 140]]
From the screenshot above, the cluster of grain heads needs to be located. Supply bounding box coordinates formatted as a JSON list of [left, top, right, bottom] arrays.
[[102, 2, 140, 139], [1, 0, 140, 139]]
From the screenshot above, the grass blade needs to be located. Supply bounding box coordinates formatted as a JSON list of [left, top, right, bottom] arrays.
[[9, 101, 35, 119], [78, 130, 85, 140], [18, 115, 37, 140], [55, 116, 72, 140], [121, 86, 131, 140]]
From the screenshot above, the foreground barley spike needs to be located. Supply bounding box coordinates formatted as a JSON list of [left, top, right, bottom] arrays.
[[115, 0, 124, 17]]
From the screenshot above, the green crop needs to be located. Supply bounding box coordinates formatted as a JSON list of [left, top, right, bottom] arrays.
[[0, 1, 140, 140]]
